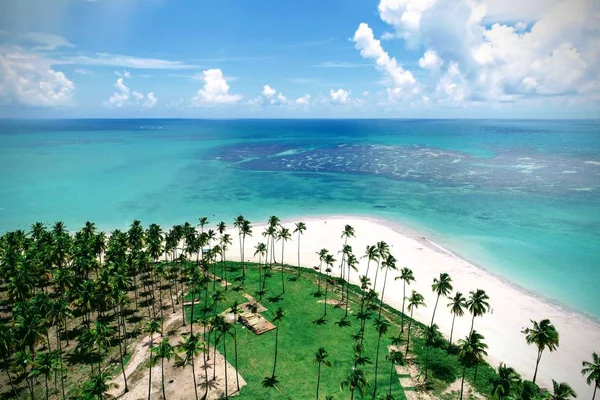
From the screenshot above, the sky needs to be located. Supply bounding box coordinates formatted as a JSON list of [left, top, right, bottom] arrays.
[[0, 0, 599, 119]]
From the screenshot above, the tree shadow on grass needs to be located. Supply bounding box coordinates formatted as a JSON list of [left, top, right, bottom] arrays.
[[232, 285, 244, 292], [313, 316, 327, 325], [312, 291, 323, 298], [288, 276, 299, 282], [335, 318, 352, 327], [267, 294, 284, 304], [262, 375, 279, 388]]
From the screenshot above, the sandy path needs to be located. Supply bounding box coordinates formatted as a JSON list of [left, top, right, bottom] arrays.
[[221, 215, 599, 398]]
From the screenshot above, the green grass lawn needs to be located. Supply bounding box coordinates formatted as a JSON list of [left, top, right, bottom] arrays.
[[192, 262, 407, 400], [186, 261, 499, 400]]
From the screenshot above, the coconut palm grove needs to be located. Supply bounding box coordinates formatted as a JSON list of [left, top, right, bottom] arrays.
[[0, 216, 598, 399]]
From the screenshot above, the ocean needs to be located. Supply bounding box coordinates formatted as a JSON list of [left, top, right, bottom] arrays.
[[1, 119, 599, 318]]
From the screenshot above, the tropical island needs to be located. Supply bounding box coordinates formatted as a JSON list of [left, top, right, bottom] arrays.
[[0, 216, 598, 400]]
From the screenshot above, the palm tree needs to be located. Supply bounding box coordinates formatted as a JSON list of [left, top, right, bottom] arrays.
[[394, 267, 414, 334], [548, 380, 577, 400], [323, 254, 335, 317], [15, 304, 47, 357], [0, 324, 18, 398], [373, 241, 389, 289], [254, 242, 267, 295], [265, 307, 286, 386], [177, 333, 205, 400], [386, 351, 404, 398], [30, 351, 60, 400], [13, 349, 35, 400], [372, 318, 390, 399], [230, 301, 242, 393], [405, 290, 426, 356], [363, 245, 379, 278], [341, 367, 369, 400], [447, 291, 466, 346], [340, 225, 355, 281], [316, 248, 329, 295], [524, 319, 559, 384], [145, 319, 161, 400], [490, 363, 521, 399], [80, 371, 115, 400], [240, 219, 252, 282], [152, 339, 177, 400], [378, 253, 397, 320], [198, 217, 209, 234], [424, 323, 441, 380], [313, 347, 332, 400], [430, 272, 453, 328], [582, 352, 600, 400], [466, 289, 490, 333], [277, 226, 291, 293], [294, 222, 306, 275], [458, 330, 488, 400]]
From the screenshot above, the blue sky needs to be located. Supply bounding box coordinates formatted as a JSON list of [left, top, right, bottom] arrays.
[[0, 0, 599, 118]]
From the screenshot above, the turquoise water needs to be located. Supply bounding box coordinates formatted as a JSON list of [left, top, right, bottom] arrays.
[[1, 119, 599, 317]]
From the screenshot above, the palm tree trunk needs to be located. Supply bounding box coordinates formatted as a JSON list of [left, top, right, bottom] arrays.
[[532, 349, 543, 384], [316, 362, 321, 400], [430, 294, 440, 328], [324, 276, 328, 316], [159, 275, 164, 335], [242, 234, 246, 282], [474, 363, 479, 383], [45, 374, 49, 400], [425, 344, 430, 380], [469, 314, 475, 334], [372, 332, 382, 399], [57, 324, 67, 399], [460, 365, 466, 400], [191, 353, 199, 400], [4, 366, 18, 398], [190, 286, 195, 336], [280, 242, 285, 293], [388, 358, 394, 396], [234, 325, 240, 392], [405, 310, 414, 356], [148, 343, 153, 400], [272, 323, 280, 378], [297, 233, 301, 276], [373, 259, 381, 289], [378, 267, 389, 320], [161, 357, 167, 400], [400, 281, 406, 334], [449, 314, 456, 347], [592, 383, 597, 400], [223, 337, 229, 398], [117, 314, 129, 394]]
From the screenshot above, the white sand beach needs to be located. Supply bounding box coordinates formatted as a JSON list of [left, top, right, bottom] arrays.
[[224, 215, 599, 398]]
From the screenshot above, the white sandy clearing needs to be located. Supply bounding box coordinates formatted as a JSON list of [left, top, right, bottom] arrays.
[[222, 215, 599, 398]]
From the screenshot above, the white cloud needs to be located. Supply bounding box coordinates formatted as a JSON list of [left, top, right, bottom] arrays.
[[74, 68, 93, 75], [167, 98, 184, 108], [0, 48, 75, 107], [115, 70, 131, 78], [374, 0, 600, 106], [104, 77, 130, 108], [191, 69, 242, 107], [262, 85, 276, 97], [352, 23, 417, 91], [143, 92, 157, 108], [58, 53, 194, 69], [329, 88, 350, 104], [295, 94, 311, 105], [418, 49, 442, 70], [132, 90, 144, 101]]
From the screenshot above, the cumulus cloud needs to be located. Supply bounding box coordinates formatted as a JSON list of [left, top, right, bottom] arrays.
[[418, 50, 442, 70], [191, 69, 242, 106], [103, 75, 157, 108], [295, 94, 311, 105], [0, 48, 75, 107], [373, 0, 600, 106], [143, 92, 157, 108], [262, 85, 276, 97], [329, 88, 350, 104], [115, 70, 132, 78], [352, 23, 417, 97]]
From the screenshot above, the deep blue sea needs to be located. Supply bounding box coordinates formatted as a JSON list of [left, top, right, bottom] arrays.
[[1, 119, 599, 317]]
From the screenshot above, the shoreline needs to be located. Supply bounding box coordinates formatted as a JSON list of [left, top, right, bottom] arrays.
[[223, 214, 598, 398]]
